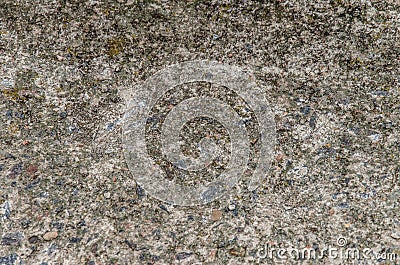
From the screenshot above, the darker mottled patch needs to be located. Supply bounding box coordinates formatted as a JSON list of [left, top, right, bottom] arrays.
[[1, 232, 22, 246]]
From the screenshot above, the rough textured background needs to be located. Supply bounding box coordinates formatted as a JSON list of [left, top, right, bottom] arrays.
[[0, 0, 399, 264]]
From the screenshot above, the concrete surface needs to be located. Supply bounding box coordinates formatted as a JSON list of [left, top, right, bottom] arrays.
[[0, 0, 399, 264]]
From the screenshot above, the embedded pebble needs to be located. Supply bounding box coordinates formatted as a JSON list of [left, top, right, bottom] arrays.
[[43, 231, 58, 241], [211, 209, 222, 221]]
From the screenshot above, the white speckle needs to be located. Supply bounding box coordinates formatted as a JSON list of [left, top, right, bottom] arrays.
[[367, 134, 381, 143], [391, 232, 400, 240], [1, 78, 14, 88]]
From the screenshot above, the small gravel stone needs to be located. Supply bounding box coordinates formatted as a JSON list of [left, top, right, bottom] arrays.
[[43, 231, 58, 241], [229, 247, 246, 257], [211, 209, 222, 221], [175, 252, 192, 261], [28, 235, 39, 244]]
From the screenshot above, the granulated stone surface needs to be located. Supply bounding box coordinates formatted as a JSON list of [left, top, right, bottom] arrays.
[[1, 0, 399, 264]]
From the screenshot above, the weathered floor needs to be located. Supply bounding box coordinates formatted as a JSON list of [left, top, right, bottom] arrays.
[[0, 0, 399, 264]]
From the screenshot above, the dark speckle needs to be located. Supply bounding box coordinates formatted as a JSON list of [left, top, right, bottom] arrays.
[[14, 112, 24, 119], [20, 219, 31, 229], [25, 178, 40, 191], [159, 204, 168, 212], [70, 237, 82, 243], [124, 239, 137, 250], [77, 220, 86, 228], [56, 178, 65, 186], [245, 43, 253, 52], [50, 221, 64, 231], [371, 90, 388, 97], [152, 229, 161, 240], [5, 153, 15, 159], [175, 252, 192, 261], [106, 122, 115, 131], [136, 185, 145, 199], [300, 106, 311, 115], [3, 202, 10, 219], [139, 253, 146, 261], [5, 110, 13, 119], [337, 202, 349, 209], [309, 113, 317, 129]]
